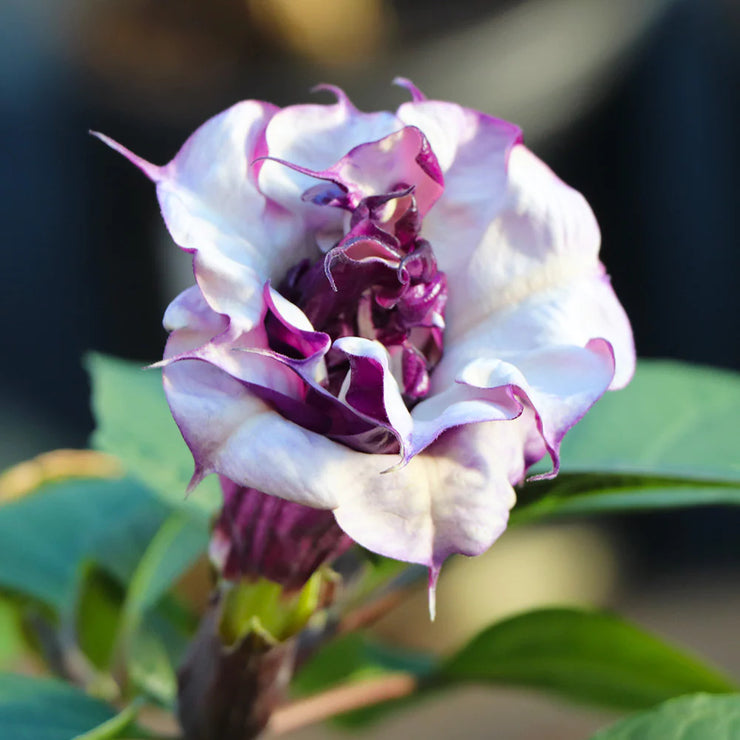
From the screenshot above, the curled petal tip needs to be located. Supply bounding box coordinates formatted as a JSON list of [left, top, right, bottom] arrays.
[[526, 469, 558, 483], [90, 130, 162, 182], [310, 84, 357, 110], [393, 77, 427, 102]]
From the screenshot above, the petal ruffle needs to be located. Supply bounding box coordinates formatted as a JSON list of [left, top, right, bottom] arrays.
[[97, 102, 307, 331], [398, 101, 634, 389], [266, 126, 444, 218], [332, 421, 518, 571], [257, 90, 401, 229], [164, 357, 515, 578]]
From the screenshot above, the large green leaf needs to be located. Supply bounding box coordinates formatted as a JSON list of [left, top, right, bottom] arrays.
[[0, 478, 168, 611], [441, 608, 736, 710], [559, 361, 740, 480], [591, 693, 740, 739], [0, 673, 116, 740], [514, 361, 740, 523], [294, 608, 736, 729], [86, 353, 220, 517], [512, 473, 740, 525]]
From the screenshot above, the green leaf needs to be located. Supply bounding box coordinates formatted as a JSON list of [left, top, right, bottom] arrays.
[[292, 632, 436, 728], [118, 513, 207, 639], [0, 599, 26, 670], [126, 629, 179, 708], [512, 473, 740, 525], [441, 608, 736, 710], [293, 633, 436, 698], [514, 361, 740, 523], [0, 478, 168, 611], [559, 361, 740, 481], [294, 608, 736, 729], [76, 569, 125, 670], [115, 513, 207, 705], [0, 673, 116, 740], [72, 699, 142, 740], [591, 693, 740, 739], [86, 353, 220, 517]]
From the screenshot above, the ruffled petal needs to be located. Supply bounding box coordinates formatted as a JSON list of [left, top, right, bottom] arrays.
[[165, 355, 516, 576], [397, 99, 521, 176], [332, 421, 518, 570], [163, 285, 229, 357], [450, 339, 616, 479], [165, 359, 343, 508], [270, 126, 443, 218], [423, 138, 635, 384], [97, 102, 309, 331], [436, 269, 634, 393], [406, 362, 524, 461], [257, 90, 401, 223], [397, 103, 634, 381], [110, 81, 637, 594]]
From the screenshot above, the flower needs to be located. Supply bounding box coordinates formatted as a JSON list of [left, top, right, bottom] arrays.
[[96, 79, 634, 610]]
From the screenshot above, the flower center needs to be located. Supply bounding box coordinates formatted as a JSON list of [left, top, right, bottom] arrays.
[[277, 186, 447, 406]]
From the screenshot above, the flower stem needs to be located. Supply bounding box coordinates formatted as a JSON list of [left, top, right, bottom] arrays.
[[267, 673, 418, 735]]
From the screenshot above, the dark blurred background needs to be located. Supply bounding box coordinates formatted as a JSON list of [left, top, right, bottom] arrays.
[[1, 0, 738, 585]]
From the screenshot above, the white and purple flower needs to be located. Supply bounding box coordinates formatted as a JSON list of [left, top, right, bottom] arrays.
[[97, 80, 634, 608]]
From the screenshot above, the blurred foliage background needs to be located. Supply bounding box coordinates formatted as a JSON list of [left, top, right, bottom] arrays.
[[1, 1, 739, 736]]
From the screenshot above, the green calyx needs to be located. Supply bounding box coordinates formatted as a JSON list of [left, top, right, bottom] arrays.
[[218, 570, 326, 646]]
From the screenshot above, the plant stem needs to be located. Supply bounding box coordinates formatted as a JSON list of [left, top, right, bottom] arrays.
[[338, 590, 406, 634], [267, 673, 417, 735]]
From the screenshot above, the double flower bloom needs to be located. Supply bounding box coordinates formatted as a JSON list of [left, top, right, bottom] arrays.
[[98, 80, 634, 604]]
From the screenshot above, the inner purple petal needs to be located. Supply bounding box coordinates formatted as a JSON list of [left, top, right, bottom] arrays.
[[275, 184, 448, 406]]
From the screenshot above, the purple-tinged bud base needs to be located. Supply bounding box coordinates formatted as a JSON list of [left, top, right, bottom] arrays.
[[210, 478, 353, 591]]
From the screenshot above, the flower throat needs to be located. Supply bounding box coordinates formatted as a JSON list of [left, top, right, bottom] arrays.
[[275, 185, 448, 407]]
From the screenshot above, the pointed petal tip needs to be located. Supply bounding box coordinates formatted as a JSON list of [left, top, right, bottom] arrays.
[[428, 564, 441, 621], [392, 77, 427, 102], [90, 130, 162, 182], [187, 466, 207, 495]]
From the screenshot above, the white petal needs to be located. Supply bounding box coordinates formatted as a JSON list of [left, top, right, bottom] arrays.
[[98, 103, 310, 331], [162, 285, 229, 357], [164, 358, 516, 570], [436, 272, 635, 391], [398, 99, 520, 174], [333, 422, 518, 568], [258, 95, 401, 218]]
